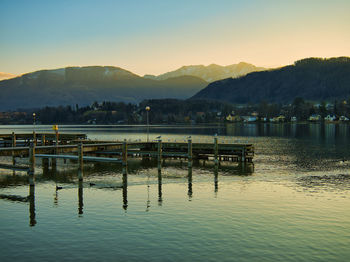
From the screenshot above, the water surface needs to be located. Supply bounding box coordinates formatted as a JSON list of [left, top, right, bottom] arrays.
[[1, 123, 350, 261]]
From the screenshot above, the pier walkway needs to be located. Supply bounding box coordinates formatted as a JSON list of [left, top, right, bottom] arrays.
[[0, 132, 254, 184]]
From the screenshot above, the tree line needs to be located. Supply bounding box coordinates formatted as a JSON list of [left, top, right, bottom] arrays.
[[2, 97, 350, 125]]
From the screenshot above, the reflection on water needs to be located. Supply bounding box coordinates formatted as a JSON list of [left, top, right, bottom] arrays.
[[0, 160, 256, 228], [29, 185, 36, 227], [158, 171, 162, 205], [122, 173, 128, 211], [296, 174, 350, 192], [1, 124, 350, 261], [78, 181, 83, 215]]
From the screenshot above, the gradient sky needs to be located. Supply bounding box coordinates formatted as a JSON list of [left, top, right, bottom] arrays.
[[1, 0, 349, 76]]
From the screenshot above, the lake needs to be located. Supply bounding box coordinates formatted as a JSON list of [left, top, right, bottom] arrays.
[[1, 123, 350, 261]]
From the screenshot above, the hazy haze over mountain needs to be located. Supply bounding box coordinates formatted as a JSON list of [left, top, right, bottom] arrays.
[[0, 72, 16, 81], [144, 62, 266, 82]]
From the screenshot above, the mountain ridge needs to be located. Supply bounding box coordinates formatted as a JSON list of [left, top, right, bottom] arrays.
[[144, 62, 266, 82], [0, 66, 207, 110], [191, 57, 350, 104]]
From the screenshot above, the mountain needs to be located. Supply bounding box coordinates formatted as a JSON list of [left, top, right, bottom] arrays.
[[191, 57, 350, 104], [144, 62, 266, 82], [0, 66, 207, 110], [0, 72, 16, 81]]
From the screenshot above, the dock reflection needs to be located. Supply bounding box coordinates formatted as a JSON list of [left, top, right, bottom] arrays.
[[158, 171, 162, 205], [0, 159, 255, 226], [122, 173, 128, 211], [188, 173, 193, 199], [29, 185, 36, 227], [78, 181, 83, 215]]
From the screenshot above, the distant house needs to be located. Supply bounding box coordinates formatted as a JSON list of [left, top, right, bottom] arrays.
[[276, 115, 286, 122], [226, 114, 242, 122], [308, 114, 322, 121], [324, 115, 337, 121], [242, 116, 257, 122], [339, 116, 349, 121], [270, 115, 286, 122], [291, 116, 297, 122], [326, 103, 334, 111]]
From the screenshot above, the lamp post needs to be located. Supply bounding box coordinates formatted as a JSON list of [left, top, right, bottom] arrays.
[[146, 106, 150, 142], [32, 113, 36, 131]]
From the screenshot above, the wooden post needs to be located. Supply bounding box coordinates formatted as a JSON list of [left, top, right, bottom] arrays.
[[12, 132, 16, 166], [188, 138, 192, 177], [42, 158, 49, 173], [52, 132, 59, 168], [157, 139, 162, 174], [122, 140, 127, 175], [214, 136, 219, 165], [78, 143, 83, 181], [51, 157, 57, 169], [28, 143, 35, 186], [55, 131, 59, 145], [42, 134, 46, 146], [214, 136, 219, 174], [241, 147, 246, 162], [33, 131, 37, 146]]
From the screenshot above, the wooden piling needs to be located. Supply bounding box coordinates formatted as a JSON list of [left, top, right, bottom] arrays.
[[77, 143, 83, 181], [42, 158, 49, 173], [12, 132, 16, 165], [42, 134, 46, 146], [214, 136, 219, 173], [28, 143, 35, 186], [214, 136, 219, 164], [157, 139, 162, 174], [241, 147, 246, 162], [33, 131, 37, 146], [188, 138, 192, 176], [55, 131, 59, 145], [51, 133, 59, 168], [122, 140, 127, 175]]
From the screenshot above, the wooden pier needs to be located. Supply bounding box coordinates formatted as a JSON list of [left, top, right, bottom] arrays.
[[0, 132, 254, 183]]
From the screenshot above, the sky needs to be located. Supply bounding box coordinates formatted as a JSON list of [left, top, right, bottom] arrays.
[[1, 0, 350, 76]]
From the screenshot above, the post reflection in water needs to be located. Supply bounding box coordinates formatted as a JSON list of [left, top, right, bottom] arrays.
[[78, 181, 83, 216], [54, 187, 59, 206], [214, 169, 218, 194], [158, 171, 163, 206], [188, 173, 193, 199], [122, 173, 128, 211], [29, 185, 36, 227]]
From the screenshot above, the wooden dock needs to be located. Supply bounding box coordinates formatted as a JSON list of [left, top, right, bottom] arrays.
[[0, 132, 86, 147], [0, 132, 254, 185]]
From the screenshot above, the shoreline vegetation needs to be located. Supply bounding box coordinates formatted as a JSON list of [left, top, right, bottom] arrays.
[[1, 96, 350, 125]]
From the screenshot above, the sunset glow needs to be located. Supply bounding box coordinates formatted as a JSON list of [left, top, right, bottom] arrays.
[[1, 0, 349, 75]]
